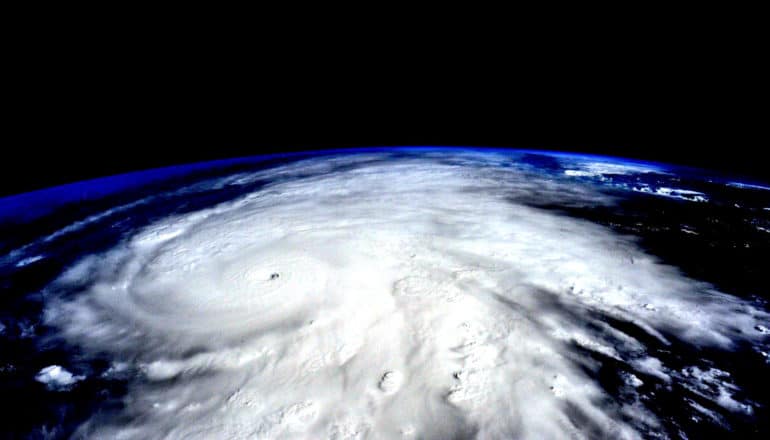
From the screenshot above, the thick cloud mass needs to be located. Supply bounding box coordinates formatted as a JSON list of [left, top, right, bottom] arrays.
[[45, 153, 769, 439]]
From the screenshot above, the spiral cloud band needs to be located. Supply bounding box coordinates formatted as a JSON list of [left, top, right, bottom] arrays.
[[45, 152, 768, 439]]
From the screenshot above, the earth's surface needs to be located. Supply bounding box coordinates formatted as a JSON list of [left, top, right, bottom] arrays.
[[1, 147, 769, 439]]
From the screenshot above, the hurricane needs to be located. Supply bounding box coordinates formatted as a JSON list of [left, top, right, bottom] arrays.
[[2, 149, 769, 439]]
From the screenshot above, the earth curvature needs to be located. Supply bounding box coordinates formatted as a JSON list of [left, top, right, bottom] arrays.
[[1, 147, 769, 439]]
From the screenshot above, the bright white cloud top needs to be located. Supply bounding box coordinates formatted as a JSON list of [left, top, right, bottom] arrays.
[[41, 152, 769, 439]]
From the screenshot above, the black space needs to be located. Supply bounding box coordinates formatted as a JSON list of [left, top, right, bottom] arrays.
[[5, 27, 765, 197], [5, 93, 763, 198]]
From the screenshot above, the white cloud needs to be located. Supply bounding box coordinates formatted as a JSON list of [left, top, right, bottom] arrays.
[[35, 365, 84, 390], [45, 154, 768, 439]]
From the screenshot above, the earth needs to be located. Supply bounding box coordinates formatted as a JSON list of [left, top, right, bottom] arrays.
[[1, 147, 769, 439]]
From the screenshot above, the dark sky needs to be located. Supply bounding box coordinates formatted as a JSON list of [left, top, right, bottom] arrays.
[[4, 42, 764, 197], [5, 97, 762, 198]]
